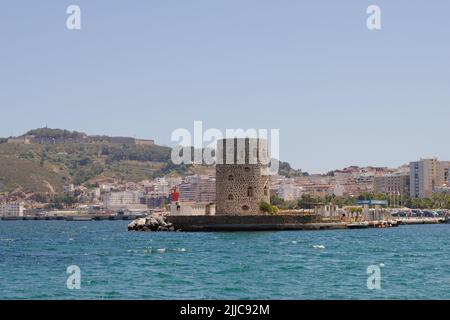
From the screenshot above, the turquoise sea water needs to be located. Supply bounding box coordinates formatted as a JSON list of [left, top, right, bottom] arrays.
[[0, 221, 449, 300]]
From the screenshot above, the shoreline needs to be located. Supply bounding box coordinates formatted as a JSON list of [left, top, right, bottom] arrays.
[[1, 215, 447, 232], [0, 215, 142, 221]]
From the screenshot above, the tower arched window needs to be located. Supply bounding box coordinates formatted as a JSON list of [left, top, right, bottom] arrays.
[[264, 185, 269, 196], [228, 194, 234, 200], [247, 187, 254, 197], [228, 175, 234, 181]]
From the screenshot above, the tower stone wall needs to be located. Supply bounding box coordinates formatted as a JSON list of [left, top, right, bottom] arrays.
[[216, 138, 270, 215]]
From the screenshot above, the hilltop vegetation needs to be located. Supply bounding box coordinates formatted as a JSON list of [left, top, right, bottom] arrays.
[[0, 129, 177, 193], [25, 128, 86, 139], [0, 128, 299, 194]]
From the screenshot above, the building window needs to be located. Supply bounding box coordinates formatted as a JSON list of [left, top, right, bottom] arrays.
[[264, 185, 268, 196], [244, 167, 251, 173], [228, 175, 234, 181], [242, 205, 249, 211], [247, 187, 254, 197], [228, 194, 234, 200]]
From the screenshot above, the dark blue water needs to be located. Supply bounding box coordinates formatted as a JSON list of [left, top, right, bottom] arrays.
[[1, 221, 449, 300]]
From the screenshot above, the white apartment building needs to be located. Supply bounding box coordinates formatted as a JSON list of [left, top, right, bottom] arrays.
[[104, 191, 143, 209], [0, 203, 25, 217], [410, 158, 450, 198], [179, 175, 216, 203]]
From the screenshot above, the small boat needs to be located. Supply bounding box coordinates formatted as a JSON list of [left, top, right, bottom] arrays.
[[72, 217, 93, 221], [93, 216, 109, 221], [65, 216, 92, 221], [121, 215, 138, 221], [389, 221, 399, 227], [347, 222, 369, 229], [0, 216, 23, 221]]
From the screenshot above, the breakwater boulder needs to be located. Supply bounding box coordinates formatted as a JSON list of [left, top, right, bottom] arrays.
[[128, 213, 178, 232]]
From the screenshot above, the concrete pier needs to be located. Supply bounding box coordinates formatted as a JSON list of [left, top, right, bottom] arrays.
[[167, 214, 346, 232], [396, 217, 446, 225]]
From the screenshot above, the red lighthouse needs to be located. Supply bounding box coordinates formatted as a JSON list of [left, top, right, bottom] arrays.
[[171, 187, 180, 202]]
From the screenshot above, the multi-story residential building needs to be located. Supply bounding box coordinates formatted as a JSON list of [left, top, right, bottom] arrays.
[[197, 175, 216, 203], [437, 161, 450, 186], [140, 195, 168, 208], [410, 159, 436, 198], [104, 191, 143, 209], [179, 177, 197, 202], [409, 158, 450, 198], [144, 177, 180, 197], [374, 172, 410, 196], [179, 175, 216, 203], [300, 183, 334, 198], [0, 203, 24, 217]]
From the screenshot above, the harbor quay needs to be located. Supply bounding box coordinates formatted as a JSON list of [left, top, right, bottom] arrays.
[[167, 215, 447, 232], [167, 214, 344, 232], [1, 213, 447, 232], [0, 214, 142, 221], [126, 212, 447, 232]]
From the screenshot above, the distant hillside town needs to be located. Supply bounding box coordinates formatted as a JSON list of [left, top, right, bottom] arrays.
[[2, 158, 450, 218], [1, 128, 450, 217]]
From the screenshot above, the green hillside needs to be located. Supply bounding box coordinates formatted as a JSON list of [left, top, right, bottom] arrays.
[[0, 136, 177, 193], [0, 128, 299, 194]]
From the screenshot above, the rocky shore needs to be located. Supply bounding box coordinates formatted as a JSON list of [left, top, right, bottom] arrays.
[[127, 213, 179, 232]]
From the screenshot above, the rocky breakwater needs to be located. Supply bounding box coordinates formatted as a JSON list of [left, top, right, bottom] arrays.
[[128, 213, 178, 232]]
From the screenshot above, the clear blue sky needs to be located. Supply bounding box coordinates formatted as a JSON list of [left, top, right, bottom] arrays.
[[1, 1, 450, 173]]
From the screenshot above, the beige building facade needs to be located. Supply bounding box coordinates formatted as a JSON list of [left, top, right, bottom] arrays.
[[410, 158, 450, 198], [374, 173, 410, 196]]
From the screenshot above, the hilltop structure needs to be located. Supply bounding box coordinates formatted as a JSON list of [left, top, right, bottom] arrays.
[[215, 138, 270, 215]]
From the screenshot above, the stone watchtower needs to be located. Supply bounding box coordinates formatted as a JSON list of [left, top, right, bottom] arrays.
[[216, 138, 270, 215]]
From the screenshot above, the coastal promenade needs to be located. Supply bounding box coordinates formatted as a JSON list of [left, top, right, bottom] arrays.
[[0, 214, 142, 221]]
